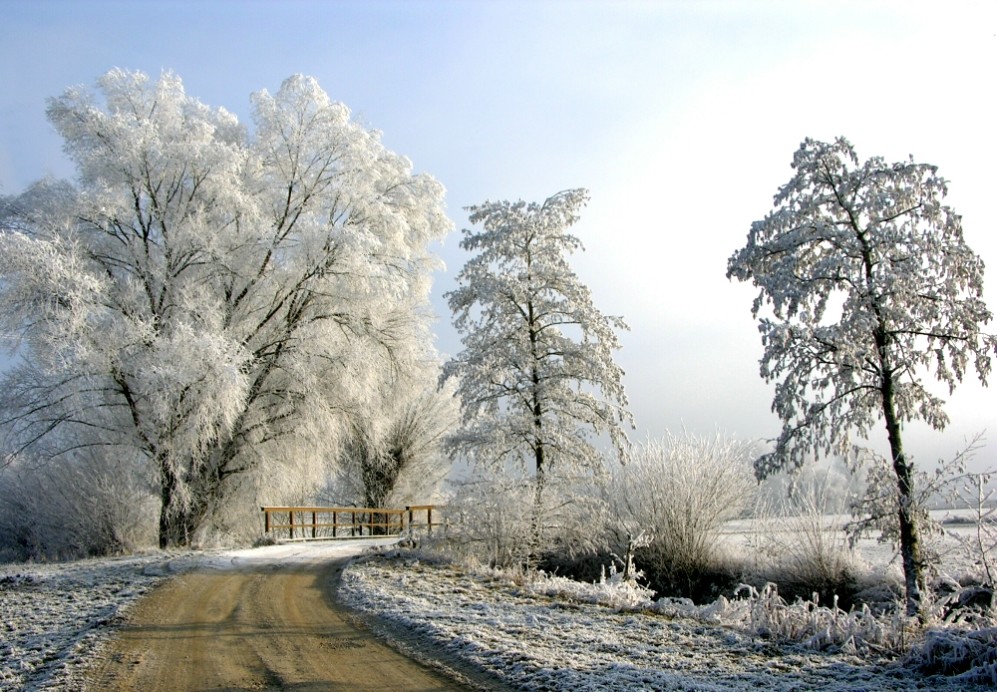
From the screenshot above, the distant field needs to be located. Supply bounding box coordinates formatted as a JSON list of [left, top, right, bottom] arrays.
[[719, 509, 989, 580]]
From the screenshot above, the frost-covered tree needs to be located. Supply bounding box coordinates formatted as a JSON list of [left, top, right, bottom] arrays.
[[727, 137, 996, 616], [444, 189, 632, 559], [0, 69, 449, 548]]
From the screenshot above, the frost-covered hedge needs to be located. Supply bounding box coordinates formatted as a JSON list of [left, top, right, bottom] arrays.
[[0, 453, 157, 562]]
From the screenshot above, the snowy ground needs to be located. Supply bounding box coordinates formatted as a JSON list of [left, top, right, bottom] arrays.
[[340, 552, 992, 691], [1, 552, 178, 690], [1, 526, 993, 691]]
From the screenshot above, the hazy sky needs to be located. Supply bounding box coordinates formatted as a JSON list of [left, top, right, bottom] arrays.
[[1, 0, 995, 470]]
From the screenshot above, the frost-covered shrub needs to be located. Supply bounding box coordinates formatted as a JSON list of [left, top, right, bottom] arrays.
[[753, 463, 862, 606], [438, 469, 608, 569], [689, 579, 997, 665], [526, 562, 656, 610], [0, 451, 157, 562], [908, 626, 997, 685], [700, 582, 920, 654], [650, 581, 918, 655], [606, 431, 756, 599], [437, 471, 533, 568]]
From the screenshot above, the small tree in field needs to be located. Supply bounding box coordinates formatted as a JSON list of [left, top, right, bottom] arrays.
[[444, 189, 632, 561], [727, 137, 996, 616]]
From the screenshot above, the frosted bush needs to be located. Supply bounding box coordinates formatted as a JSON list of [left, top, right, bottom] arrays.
[[629, 580, 928, 657], [437, 471, 535, 568], [0, 451, 157, 561], [706, 583, 917, 653], [524, 564, 656, 610], [605, 430, 755, 594], [753, 462, 861, 601], [431, 468, 609, 570], [908, 626, 997, 684]]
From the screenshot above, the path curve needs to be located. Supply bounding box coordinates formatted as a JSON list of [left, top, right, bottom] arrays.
[[84, 547, 471, 691]]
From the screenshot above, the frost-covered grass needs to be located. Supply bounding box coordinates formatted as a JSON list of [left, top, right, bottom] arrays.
[[0, 553, 178, 690], [340, 551, 997, 690]]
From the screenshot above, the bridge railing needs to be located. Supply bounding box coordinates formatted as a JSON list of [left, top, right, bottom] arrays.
[[261, 505, 440, 541]]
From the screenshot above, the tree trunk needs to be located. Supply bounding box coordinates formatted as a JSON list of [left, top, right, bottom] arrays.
[[528, 450, 545, 568], [881, 373, 925, 618], [158, 465, 203, 549], [158, 505, 199, 549], [860, 225, 925, 618], [526, 294, 546, 568]]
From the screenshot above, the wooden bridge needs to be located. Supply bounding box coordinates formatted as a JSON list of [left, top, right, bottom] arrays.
[[261, 505, 440, 541]]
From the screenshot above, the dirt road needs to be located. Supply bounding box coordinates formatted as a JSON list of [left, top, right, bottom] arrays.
[[84, 552, 473, 691]]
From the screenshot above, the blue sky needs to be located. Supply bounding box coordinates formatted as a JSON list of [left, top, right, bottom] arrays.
[[1, 0, 995, 470]]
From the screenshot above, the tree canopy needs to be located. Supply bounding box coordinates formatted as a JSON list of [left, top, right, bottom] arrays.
[[0, 69, 451, 547]]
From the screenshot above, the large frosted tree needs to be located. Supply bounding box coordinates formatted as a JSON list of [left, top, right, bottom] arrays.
[[727, 137, 996, 615], [0, 69, 449, 547], [444, 189, 632, 558]]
